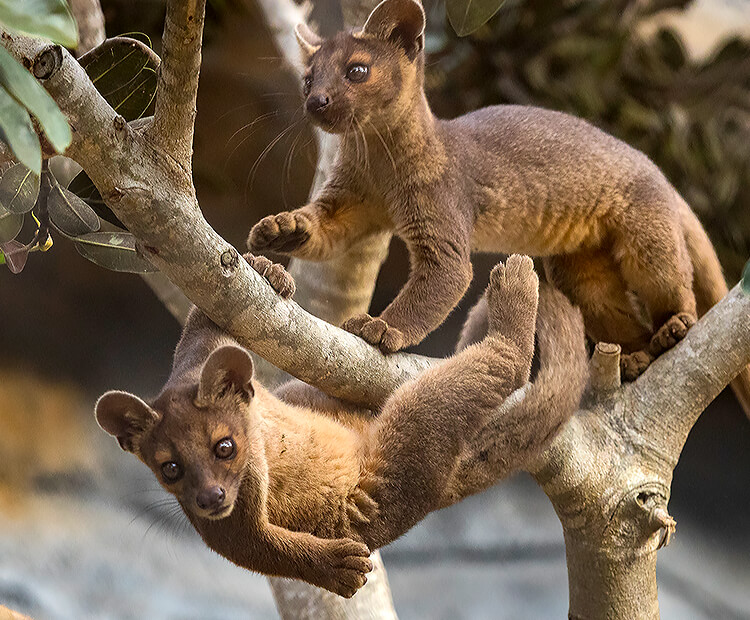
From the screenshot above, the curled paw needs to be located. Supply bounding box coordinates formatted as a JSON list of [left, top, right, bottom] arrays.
[[648, 312, 696, 357], [620, 349, 654, 382], [247, 211, 311, 254], [315, 538, 373, 598], [342, 313, 407, 354], [244, 254, 295, 299]]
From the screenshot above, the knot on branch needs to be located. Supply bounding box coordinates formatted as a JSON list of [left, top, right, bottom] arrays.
[[113, 115, 128, 136], [33, 45, 63, 80], [635, 489, 676, 550], [220, 248, 240, 273]]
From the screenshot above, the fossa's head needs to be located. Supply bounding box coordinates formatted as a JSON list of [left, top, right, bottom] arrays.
[[95, 345, 256, 521], [296, 0, 426, 134]]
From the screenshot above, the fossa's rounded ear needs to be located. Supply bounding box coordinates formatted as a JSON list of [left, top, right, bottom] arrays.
[[359, 0, 425, 59], [197, 345, 255, 405], [95, 390, 160, 453], [295, 23, 323, 64]]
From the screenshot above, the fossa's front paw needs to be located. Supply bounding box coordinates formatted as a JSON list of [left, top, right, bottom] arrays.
[[342, 314, 406, 354], [247, 211, 311, 254], [313, 538, 373, 598], [648, 312, 695, 357], [486, 255, 539, 335], [244, 254, 295, 299]]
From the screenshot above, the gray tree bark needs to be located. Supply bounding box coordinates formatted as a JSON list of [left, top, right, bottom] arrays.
[[3, 0, 749, 617]]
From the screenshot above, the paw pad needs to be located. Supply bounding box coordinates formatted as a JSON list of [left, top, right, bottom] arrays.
[[649, 312, 696, 356], [621, 350, 653, 381]]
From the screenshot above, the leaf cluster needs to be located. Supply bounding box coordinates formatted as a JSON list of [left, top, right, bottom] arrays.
[[0, 0, 76, 173], [1, 34, 158, 274]]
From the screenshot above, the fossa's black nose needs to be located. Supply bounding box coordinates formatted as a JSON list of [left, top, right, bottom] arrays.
[[196, 486, 225, 511], [306, 93, 330, 115]]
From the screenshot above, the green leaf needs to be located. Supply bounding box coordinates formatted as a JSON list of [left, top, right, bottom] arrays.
[[79, 37, 159, 121], [74, 231, 157, 273], [67, 171, 125, 228], [0, 203, 23, 243], [447, 0, 507, 36], [0, 46, 72, 155], [0, 163, 40, 214], [47, 175, 101, 236], [742, 260, 750, 295], [0, 0, 78, 47], [0, 85, 41, 173]]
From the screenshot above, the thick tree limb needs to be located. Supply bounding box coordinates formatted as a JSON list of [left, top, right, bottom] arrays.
[[529, 285, 750, 619], [0, 30, 431, 407], [254, 0, 398, 615], [628, 285, 750, 466], [269, 553, 398, 620]]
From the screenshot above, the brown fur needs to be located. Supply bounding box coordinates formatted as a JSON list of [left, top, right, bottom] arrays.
[[247, 0, 750, 414], [95, 255, 586, 597]]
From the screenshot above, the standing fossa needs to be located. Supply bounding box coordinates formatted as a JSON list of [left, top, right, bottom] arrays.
[[247, 0, 750, 414], [95, 254, 587, 597]]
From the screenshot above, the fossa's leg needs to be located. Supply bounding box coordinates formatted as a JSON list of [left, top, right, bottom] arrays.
[[355, 256, 539, 548], [612, 202, 696, 375]]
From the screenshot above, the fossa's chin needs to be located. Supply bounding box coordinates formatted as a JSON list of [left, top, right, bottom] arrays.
[[306, 114, 347, 135], [196, 503, 235, 521]]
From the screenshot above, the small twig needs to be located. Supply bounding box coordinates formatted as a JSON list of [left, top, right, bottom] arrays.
[[589, 342, 621, 394], [648, 506, 677, 549]]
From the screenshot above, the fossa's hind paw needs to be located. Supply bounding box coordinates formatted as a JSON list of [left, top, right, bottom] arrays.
[[346, 486, 379, 526], [342, 314, 406, 354], [244, 254, 296, 298], [649, 312, 696, 357], [486, 255, 539, 336], [621, 350, 654, 382]]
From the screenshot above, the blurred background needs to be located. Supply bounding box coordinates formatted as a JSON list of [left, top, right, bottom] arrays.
[[1, 0, 749, 617]]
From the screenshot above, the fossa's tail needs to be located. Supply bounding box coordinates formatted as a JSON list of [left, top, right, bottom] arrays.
[[680, 202, 750, 419]]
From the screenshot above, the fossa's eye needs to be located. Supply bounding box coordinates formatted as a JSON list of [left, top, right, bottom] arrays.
[[303, 75, 313, 96], [345, 63, 369, 83], [161, 461, 183, 482], [214, 437, 235, 460]]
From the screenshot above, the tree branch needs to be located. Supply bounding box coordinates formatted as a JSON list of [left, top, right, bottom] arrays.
[[530, 283, 750, 619], [0, 30, 432, 407], [253, 1, 399, 616], [627, 284, 750, 466], [145, 0, 207, 171], [588, 342, 621, 394], [253, 0, 311, 79], [269, 552, 398, 620], [68, 0, 106, 55]]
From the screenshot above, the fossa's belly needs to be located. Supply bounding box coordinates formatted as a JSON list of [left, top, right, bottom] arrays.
[[265, 428, 362, 538], [470, 183, 609, 256]]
